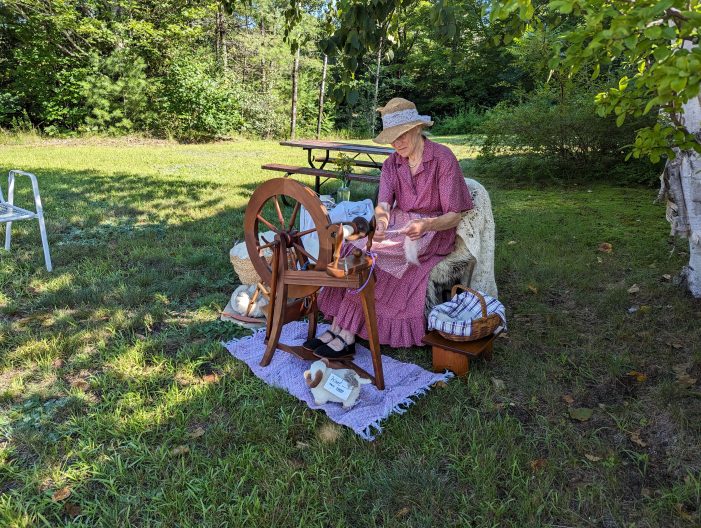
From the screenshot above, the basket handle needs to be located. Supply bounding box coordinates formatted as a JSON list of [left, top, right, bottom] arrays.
[[450, 284, 488, 318]]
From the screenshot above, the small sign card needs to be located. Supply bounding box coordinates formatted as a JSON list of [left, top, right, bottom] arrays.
[[323, 373, 353, 401]]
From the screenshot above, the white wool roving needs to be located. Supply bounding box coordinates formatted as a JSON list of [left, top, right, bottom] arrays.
[[404, 236, 420, 265]]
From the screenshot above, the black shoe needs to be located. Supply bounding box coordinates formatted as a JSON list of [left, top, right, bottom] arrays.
[[314, 335, 356, 360], [302, 330, 336, 351]]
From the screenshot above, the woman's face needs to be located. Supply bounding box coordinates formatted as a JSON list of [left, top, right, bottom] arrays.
[[391, 126, 423, 159]]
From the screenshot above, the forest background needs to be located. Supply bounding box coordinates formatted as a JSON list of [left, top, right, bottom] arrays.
[[0, 0, 660, 182]]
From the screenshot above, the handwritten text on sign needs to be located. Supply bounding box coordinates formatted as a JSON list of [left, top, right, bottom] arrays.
[[323, 373, 353, 401]]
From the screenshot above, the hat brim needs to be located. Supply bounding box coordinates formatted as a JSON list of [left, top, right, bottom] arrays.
[[373, 120, 433, 145]]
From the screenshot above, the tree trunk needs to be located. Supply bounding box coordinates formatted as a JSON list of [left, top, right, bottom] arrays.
[[216, 5, 227, 71], [371, 37, 383, 135], [316, 54, 327, 139], [658, 39, 701, 297], [290, 48, 300, 139]]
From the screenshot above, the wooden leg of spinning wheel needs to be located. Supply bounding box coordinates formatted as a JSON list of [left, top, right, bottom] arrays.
[[261, 281, 287, 367], [307, 298, 318, 341], [360, 271, 384, 390]]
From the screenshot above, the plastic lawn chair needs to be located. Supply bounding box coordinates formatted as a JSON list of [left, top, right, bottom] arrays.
[[1, 170, 52, 271]]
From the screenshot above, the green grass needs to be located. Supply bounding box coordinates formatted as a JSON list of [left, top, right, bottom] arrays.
[[1, 136, 700, 527]]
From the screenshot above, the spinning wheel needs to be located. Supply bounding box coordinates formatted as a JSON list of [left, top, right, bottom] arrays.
[[243, 178, 385, 389]]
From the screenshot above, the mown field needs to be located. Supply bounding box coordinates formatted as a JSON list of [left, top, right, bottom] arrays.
[[0, 136, 699, 527]]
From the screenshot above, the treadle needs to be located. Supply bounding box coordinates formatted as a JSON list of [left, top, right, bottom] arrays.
[[0, 202, 36, 221]]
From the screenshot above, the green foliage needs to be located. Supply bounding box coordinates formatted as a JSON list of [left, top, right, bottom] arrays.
[[432, 108, 486, 135], [81, 51, 152, 134], [478, 81, 659, 183], [490, 0, 701, 161], [160, 51, 244, 139]]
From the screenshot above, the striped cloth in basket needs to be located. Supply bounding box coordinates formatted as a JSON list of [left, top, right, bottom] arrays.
[[428, 290, 507, 338]]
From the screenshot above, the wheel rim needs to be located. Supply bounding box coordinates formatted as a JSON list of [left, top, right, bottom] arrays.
[[244, 178, 332, 297]]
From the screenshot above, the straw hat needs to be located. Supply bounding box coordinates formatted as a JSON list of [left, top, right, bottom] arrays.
[[373, 97, 433, 144]]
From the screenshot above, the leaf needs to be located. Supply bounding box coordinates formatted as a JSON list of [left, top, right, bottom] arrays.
[[562, 394, 575, 405], [507, 240, 517, 245], [52, 358, 64, 368], [627, 284, 640, 294], [491, 378, 505, 391], [585, 453, 601, 462], [627, 370, 647, 383], [52, 486, 72, 502], [569, 407, 593, 422], [434, 380, 448, 389], [170, 445, 190, 456], [629, 430, 647, 448], [527, 284, 538, 294], [64, 502, 82, 517], [295, 441, 309, 449], [187, 426, 206, 439], [395, 506, 411, 518], [201, 373, 219, 384], [529, 458, 547, 472], [598, 242, 613, 253], [662, 274, 672, 281], [70, 379, 90, 390]]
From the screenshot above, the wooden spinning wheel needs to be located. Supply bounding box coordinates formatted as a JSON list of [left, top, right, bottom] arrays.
[[243, 178, 385, 389]]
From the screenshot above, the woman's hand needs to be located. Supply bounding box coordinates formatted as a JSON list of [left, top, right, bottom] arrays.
[[374, 222, 387, 242], [403, 219, 431, 240]]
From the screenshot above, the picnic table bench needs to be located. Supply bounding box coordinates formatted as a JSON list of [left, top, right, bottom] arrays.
[[262, 140, 394, 195]]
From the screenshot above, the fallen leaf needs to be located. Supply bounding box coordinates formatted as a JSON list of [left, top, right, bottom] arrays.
[[597, 257, 603, 264], [629, 430, 647, 448], [187, 426, 205, 439], [675, 503, 693, 521], [569, 407, 593, 422], [662, 274, 672, 281], [676, 373, 698, 388], [64, 502, 81, 517], [585, 454, 601, 462], [627, 284, 640, 294], [641, 487, 652, 498], [527, 284, 538, 294], [598, 242, 613, 253], [317, 423, 341, 444], [669, 342, 684, 350], [497, 332, 509, 339], [562, 394, 575, 405], [529, 458, 547, 472], [135, 333, 146, 341], [639, 305, 651, 314], [70, 379, 89, 390], [434, 380, 448, 389], [170, 445, 190, 456], [395, 506, 411, 518], [627, 370, 647, 383], [295, 441, 310, 449], [52, 486, 72, 502], [52, 358, 64, 368], [202, 373, 219, 383], [507, 240, 517, 245], [491, 378, 505, 391]]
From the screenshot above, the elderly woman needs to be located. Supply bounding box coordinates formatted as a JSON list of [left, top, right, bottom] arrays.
[[307, 97, 474, 358]]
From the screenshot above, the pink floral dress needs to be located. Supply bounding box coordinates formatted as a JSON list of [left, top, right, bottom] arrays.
[[317, 139, 473, 347]]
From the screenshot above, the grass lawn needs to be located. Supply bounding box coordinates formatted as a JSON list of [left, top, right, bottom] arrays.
[[1, 135, 700, 527]]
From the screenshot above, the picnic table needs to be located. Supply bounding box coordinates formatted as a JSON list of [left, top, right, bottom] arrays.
[[262, 139, 394, 195]]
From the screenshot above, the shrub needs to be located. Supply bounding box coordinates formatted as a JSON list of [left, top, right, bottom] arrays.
[[477, 83, 659, 183], [432, 108, 485, 135]]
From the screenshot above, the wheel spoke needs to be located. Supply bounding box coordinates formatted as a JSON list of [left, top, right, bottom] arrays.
[[273, 196, 285, 228], [295, 227, 317, 238], [258, 241, 276, 252], [256, 214, 279, 233], [287, 201, 301, 231], [292, 242, 317, 263]]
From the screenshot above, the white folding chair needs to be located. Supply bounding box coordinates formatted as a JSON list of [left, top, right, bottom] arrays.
[[1, 170, 52, 271]]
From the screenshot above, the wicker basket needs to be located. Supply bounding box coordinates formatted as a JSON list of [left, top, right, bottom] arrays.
[[230, 242, 272, 285], [437, 285, 502, 342]]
